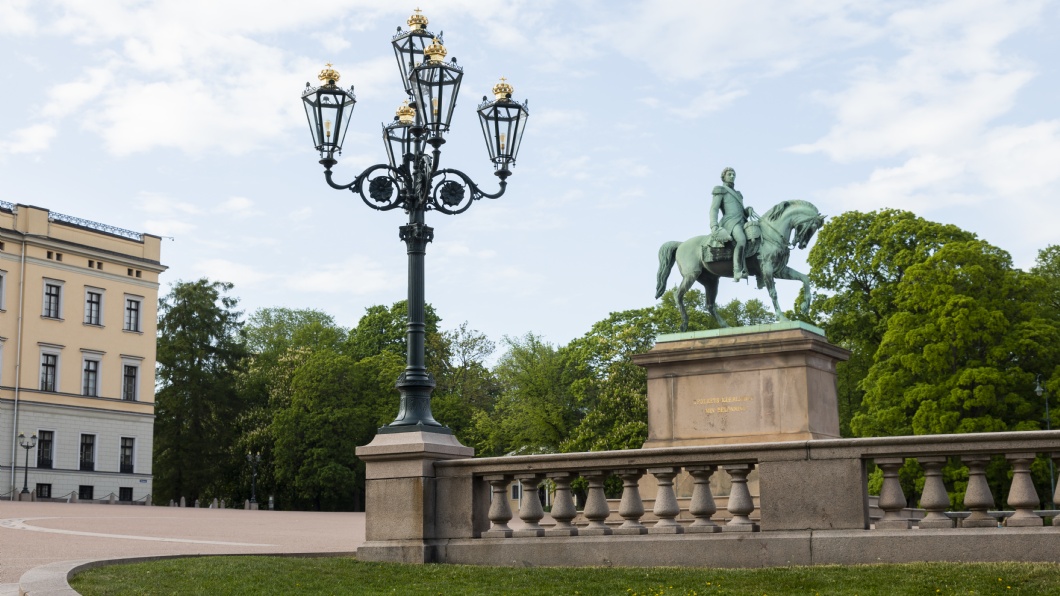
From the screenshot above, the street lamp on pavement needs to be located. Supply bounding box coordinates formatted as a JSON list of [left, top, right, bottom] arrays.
[[247, 452, 261, 509], [1036, 375, 1054, 509], [301, 9, 528, 434], [17, 432, 37, 498]]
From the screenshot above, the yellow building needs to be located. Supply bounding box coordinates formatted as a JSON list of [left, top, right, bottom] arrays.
[[0, 203, 165, 503]]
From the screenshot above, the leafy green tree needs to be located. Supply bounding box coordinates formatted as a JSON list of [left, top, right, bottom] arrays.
[[346, 300, 449, 373], [470, 333, 581, 456], [271, 348, 405, 511], [432, 322, 500, 442], [808, 209, 978, 435], [232, 308, 347, 507], [851, 240, 1059, 436], [154, 279, 247, 504]]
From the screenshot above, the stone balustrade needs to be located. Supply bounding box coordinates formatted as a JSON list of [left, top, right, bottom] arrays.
[[356, 430, 1060, 566]]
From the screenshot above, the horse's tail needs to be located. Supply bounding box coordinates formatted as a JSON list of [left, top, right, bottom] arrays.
[[655, 241, 681, 299]]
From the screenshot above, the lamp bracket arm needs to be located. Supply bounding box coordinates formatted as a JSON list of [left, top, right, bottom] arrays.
[[428, 168, 507, 215], [324, 162, 409, 211]]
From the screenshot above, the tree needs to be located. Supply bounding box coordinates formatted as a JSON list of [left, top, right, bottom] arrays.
[[852, 240, 1059, 436], [232, 308, 348, 507], [346, 300, 449, 373], [808, 209, 978, 435], [432, 322, 499, 442], [470, 333, 582, 456], [154, 279, 247, 504]]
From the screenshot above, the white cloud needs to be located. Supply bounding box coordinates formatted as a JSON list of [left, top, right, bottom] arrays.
[[194, 258, 274, 288], [288, 255, 396, 294], [0, 124, 56, 154], [215, 196, 260, 218], [135, 193, 201, 216], [0, 0, 35, 34]]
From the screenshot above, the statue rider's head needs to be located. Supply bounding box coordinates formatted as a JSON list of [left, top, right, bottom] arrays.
[[721, 167, 735, 185]]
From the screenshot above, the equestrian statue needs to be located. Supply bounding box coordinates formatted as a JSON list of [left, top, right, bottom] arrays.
[[655, 167, 826, 331]]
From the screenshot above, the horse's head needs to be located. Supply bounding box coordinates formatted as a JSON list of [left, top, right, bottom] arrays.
[[792, 213, 826, 249]]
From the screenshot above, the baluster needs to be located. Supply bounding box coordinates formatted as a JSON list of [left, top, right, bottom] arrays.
[[722, 463, 759, 532], [648, 467, 683, 534], [580, 470, 612, 536], [613, 468, 647, 535], [483, 474, 514, 538], [916, 456, 954, 529], [685, 465, 721, 533], [875, 457, 910, 529], [513, 473, 546, 537], [961, 454, 997, 528], [1053, 452, 1060, 523], [1004, 453, 1043, 527], [544, 472, 578, 536]]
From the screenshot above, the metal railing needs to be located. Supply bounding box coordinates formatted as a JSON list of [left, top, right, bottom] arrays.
[[48, 211, 143, 241]]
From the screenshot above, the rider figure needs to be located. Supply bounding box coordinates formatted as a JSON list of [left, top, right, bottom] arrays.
[[710, 167, 751, 282]]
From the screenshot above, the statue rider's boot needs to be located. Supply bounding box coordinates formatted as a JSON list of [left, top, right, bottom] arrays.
[[733, 245, 747, 282]]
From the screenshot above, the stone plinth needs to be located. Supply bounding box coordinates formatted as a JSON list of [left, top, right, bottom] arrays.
[[355, 430, 475, 563], [632, 322, 850, 448]]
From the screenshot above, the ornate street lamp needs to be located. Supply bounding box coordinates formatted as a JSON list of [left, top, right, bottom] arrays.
[[1036, 376, 1054, 508], [301, 10, 528, 434], [246, 452, 261, 508], [18, 432, 37, 497]]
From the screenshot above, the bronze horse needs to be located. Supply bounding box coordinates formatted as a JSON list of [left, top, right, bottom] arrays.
[[655, 200, 825, 331]]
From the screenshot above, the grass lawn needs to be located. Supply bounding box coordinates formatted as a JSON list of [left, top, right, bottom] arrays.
[[69, 557, 1060, 595]]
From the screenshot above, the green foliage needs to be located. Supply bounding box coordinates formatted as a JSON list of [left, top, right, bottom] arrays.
[[154, 279, 248, 504], [470, 333, 581, 456], [808, 209, 979, 436], [851, 240, 1060, 437], [346, 300, 449, 373]]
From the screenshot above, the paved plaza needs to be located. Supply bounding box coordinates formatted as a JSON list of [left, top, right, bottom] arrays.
[[0, 500, 365, 593]]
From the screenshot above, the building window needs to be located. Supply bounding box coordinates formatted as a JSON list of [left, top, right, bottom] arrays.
[[85, 289, 103, 325], [124, 296, 142, 332], [119, 487, 133, 502], [120, 437, 135, 473], [43, 281, 63, 319], [36, 483, 52, 499], [40, 352, 59, 392], [0, 270, 6, 310], [78, 485, 94, 501], [80, 434, 95, 472], [122, 364, 139, 401], [36, 430, 53, 469], [82, 358, 100, 396]]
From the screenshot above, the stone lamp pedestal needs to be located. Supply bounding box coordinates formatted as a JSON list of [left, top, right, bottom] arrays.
[[356, 430, 475, 563]]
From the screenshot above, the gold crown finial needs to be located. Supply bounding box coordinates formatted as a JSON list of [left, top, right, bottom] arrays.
[[492, 77, 513, 100], [407, 8, 428, 30], [396, 100, 416, 125], [318, 63, 340, 84], [424, 37, 447, 62]]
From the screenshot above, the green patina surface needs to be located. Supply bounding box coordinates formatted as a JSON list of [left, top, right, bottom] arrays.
[[656, 320, 825, 343]]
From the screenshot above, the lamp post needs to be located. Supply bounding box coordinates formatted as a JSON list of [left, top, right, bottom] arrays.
[[246, 452, 261, 508], [1036, 375, 1054, 509], [17, 432, 37, 498], [301, 9, 528, 434]]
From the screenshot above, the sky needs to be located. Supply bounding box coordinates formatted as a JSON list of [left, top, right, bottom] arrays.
[[2, 0, 1059, 353]]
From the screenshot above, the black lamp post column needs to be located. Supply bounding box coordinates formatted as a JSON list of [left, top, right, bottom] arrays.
[[18, 432, 37, 498]]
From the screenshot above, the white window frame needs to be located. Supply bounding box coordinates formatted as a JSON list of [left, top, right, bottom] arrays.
[[39, 345, 62, 392], [123, 294, 143, 332], [42, 279, 64, 319], [119, 436, 136, 473], [36, 428, 56, 468], [0, 270, 7, 311], [79, 433, 96, 470], [84, 287, 105, 326], [121, 357, 141, 401], [81, 354, 101, 397]]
